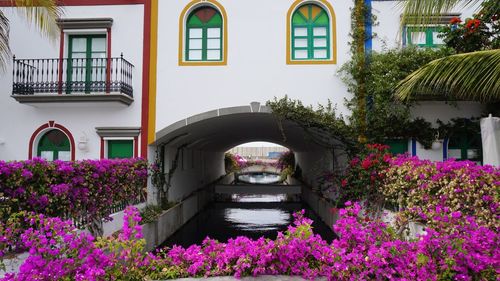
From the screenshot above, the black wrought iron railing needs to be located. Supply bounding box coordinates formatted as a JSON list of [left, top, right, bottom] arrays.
[[12, 55, 134, 97]]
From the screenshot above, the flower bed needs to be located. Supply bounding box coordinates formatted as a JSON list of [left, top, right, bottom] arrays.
[[2, 204, 498, 280], [0, 158, 148, 257], [0, 158, 148, 223]]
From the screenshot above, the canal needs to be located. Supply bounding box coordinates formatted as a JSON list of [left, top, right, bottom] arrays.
[[161, 194, 336, 248]]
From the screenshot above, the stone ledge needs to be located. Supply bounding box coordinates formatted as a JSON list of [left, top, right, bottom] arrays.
[[11, 93, 134, 106]]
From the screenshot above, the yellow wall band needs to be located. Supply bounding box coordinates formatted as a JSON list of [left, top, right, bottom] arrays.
[[148, 0, 159, 144]]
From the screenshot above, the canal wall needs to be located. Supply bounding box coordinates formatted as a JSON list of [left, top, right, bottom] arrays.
[[142, 186, 214, 251]]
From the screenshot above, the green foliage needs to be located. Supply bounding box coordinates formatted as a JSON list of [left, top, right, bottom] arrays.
[[395, 49, 500, 102], [340, 47, 451, 148], [140, 202, 177, 225], [224, 152, 239, 174], [266, 96, 358, 156], [437, 0, 499, 53]]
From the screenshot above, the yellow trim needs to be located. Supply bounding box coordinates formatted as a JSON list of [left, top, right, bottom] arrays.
[[178, 0, 228, 66], [286, 0, 337, 65], [148, 0, 159, 144]]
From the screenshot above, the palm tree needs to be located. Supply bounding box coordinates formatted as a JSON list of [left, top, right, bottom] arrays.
[[0, 0, 63, 68], [395, 0, 500, 102]]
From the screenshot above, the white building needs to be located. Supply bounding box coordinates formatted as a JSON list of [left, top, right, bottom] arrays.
[[0, 0, 490, 201]]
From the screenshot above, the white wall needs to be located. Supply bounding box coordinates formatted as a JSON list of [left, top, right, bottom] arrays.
[[0, 5, 144, 161], [164, 146, 225, 202], [155, 0, 354, 132]]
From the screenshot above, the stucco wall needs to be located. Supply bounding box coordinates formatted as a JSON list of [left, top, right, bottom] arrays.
[[155, 0, 354, 132], [0, 5, 144, 161]]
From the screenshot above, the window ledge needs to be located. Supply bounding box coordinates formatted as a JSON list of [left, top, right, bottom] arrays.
[[11, 93, 133, 106]]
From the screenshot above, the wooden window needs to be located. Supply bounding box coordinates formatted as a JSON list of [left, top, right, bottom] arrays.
[[385, 139, 408, 155], [67, 34, 107, 93], [406, 26, 445, 48], [448, 133, 482, 164], [186, 6, 223, 62], [37, 129, 71, 161], [291, 4, 330, 60], [107, 140, 134, 159]]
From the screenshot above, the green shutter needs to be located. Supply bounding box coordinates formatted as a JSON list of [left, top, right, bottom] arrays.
[[406, 26, 444, 48], [448, 133, 482, 163], [291, 4, 330, 61], [186, 6, 223, 62], [385, 139, 408, 155], [37, 129, 71, 161], [67, 34, 107, 93], [108, 140, 134, 159]]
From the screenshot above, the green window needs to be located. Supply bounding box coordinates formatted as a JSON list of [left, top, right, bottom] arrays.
[[186, 6, 223, 61], [108, 140, 134, 159], [448, 133, 482, 164], [67, 34, 107, 93], [385, 139, 408, 155], [37, 129, 71, 161], [292, 4, 330, 60], [406, 26, 444, 48]]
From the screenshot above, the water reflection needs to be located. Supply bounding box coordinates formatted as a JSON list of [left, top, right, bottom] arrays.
[[231, 194, 287, 202], [224, 208, 291, 232], [237, 172, 281, 184], [160, 194, 336, 249]]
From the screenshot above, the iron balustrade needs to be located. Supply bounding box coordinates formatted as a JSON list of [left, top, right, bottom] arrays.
[[12, 55, 134, 97]]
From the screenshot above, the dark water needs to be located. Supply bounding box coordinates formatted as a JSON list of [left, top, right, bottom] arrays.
[[160, 194, 336, 249]]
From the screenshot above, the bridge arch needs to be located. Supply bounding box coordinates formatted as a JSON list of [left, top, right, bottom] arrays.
[[151, 103, 347, 202]]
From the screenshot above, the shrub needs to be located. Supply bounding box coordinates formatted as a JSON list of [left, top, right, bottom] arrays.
[[335, 144, 392, 206], [381, 156, 500, 231], [0, 158, 147, 225]]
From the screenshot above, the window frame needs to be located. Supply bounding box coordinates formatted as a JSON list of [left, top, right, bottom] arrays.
[[185, 8, 223, 62], [179, 0, 228, 66], [287, 0, 337, 65], [104, 137, 135, 159], [291, 4, 331, 61], [405, 26, 445, 48], [67, 34, 107, 94], [36, 129, 72, 161]]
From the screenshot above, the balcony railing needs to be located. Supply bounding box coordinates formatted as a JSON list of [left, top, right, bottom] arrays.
[[12, 55, 134, 97]]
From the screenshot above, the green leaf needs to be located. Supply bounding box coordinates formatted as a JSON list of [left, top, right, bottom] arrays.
[[395, 50, 500, 102]]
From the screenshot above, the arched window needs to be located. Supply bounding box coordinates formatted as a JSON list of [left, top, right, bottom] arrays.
[[37, 129, 71, 161], [185, 6, 223, 62], [292, 3, 330, 60]]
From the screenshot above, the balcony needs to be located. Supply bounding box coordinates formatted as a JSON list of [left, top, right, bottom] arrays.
[[11, 55, 134, 106]]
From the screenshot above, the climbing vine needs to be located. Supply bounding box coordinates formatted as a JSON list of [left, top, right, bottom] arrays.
[[266, 96, 359, 157]]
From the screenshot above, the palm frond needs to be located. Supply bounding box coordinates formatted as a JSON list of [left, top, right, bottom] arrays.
[[0, 11, 11, 70], [13, 0, 63, 39], [399, 0, 481, 27], [395, 49, 500, 102], [0, 1, 63, 69]]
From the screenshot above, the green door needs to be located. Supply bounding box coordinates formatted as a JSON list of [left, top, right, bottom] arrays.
[[37, 130, 71, 161], [385, 139, 408, 155], [67, 35, 106, 93], [108, 140, 134, 159]]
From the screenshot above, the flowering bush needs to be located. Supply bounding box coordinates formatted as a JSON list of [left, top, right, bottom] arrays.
[[2, 204, 498, 280], [335, 144, 393, 206], [0, 158, 148, 256], [439, 0, 499, 53], [0, 158, 147, 224], [381, 156, 500, 231]]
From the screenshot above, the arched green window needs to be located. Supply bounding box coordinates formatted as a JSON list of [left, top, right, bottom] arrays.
[[186, 6, 223, 61], [448, 133, 482, 164], [37, 129, 71, 161], [292, 3, 330, 60]]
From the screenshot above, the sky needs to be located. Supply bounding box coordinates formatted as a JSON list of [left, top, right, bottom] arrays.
[[236, 142, 285, 147]]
